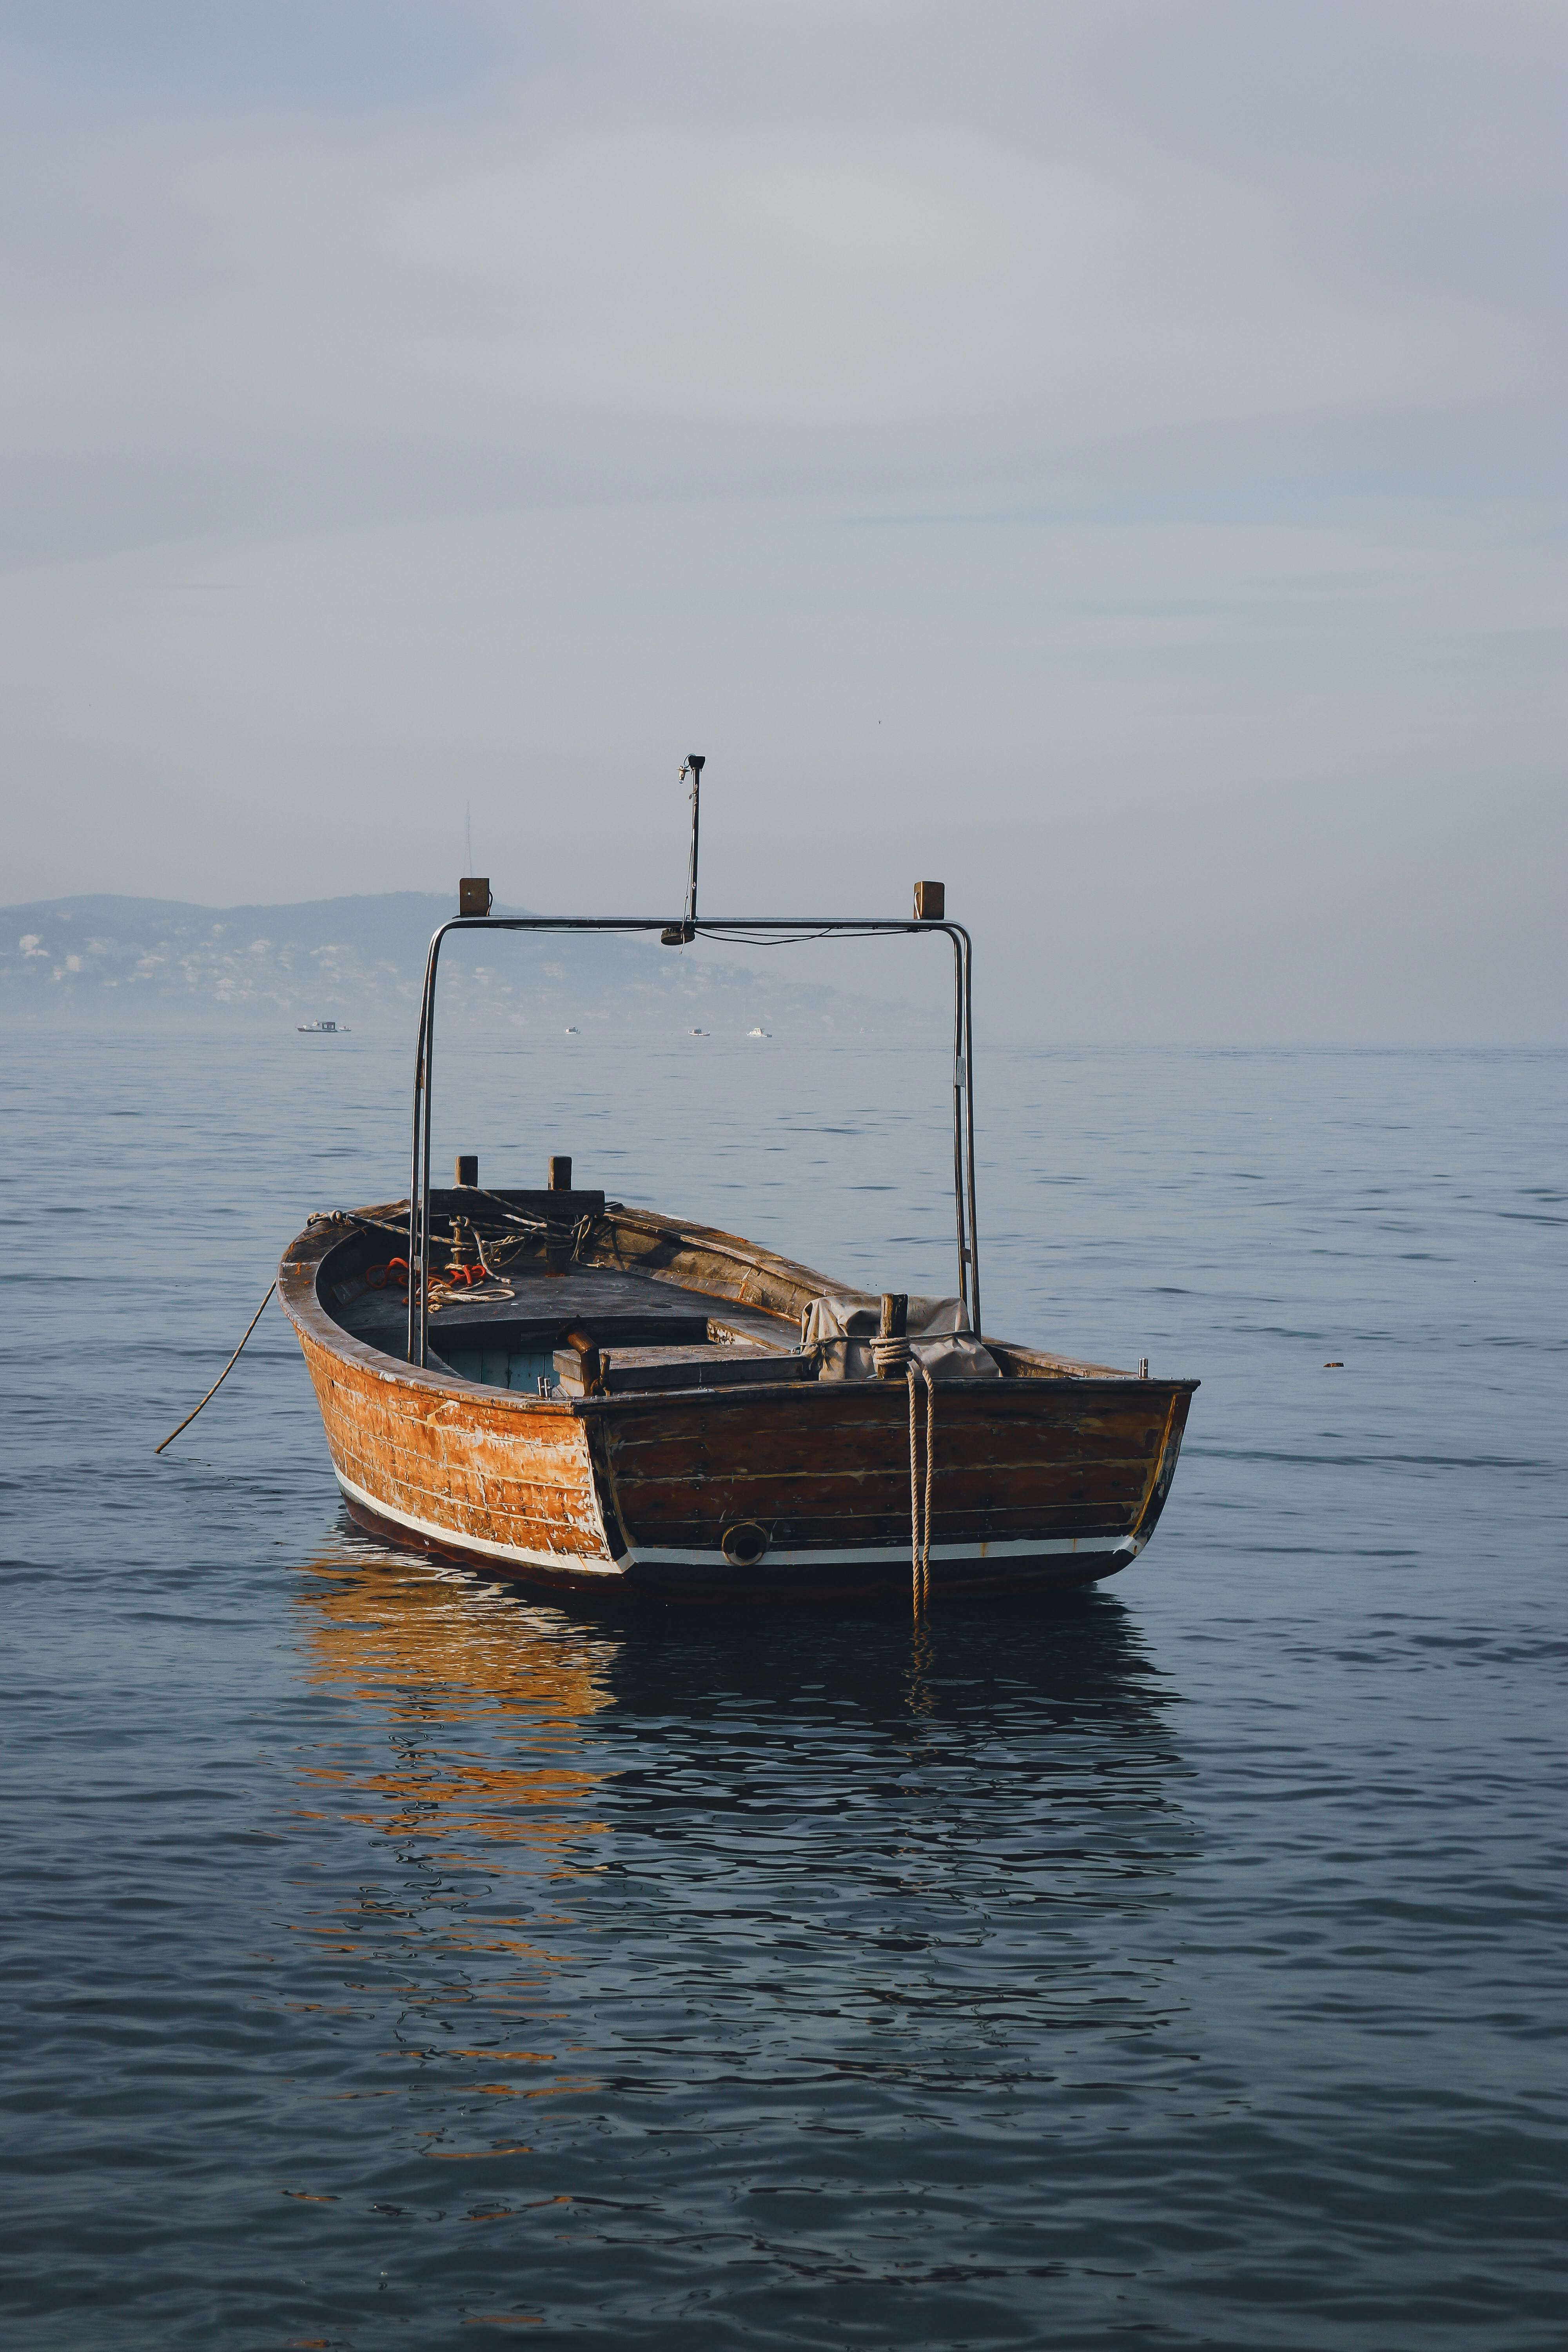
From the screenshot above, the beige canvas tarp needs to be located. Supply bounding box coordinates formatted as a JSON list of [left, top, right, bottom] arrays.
[[801, 1294, 1000, 1381]]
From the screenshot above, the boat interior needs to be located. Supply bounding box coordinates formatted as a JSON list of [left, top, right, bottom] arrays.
[[326, 1183, 820, 1399], [318, 1181, 1134, 1396]]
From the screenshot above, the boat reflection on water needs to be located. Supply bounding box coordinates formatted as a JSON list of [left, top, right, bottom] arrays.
[[296, 1538, 619, 1866], [282, 1534, 1192, 2215], [292, 1539, 1186, 1884], [287, 1537, 621, 2161], [596, 1585, 1180, 1754], [572, 1595, 1194, 2111], [592, 1593, 1191, 1919]]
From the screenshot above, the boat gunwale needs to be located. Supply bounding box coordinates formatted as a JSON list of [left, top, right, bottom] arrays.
[[278, 1204, 1198, 1412]]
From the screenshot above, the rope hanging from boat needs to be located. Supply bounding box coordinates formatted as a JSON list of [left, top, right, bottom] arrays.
[[909, 1363, 935, 1611], [154, 1281, 276, 1455], [152, 1192, 590, 1455], [872, 1324, 935, 1610]]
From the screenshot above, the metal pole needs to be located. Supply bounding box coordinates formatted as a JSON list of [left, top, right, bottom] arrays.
[[949, 930, 968, 1320], [407, 929, 446, 1367], [960, 929, 981, 1338], [417, 937, 444, 1368], [684, 755, 705, 930], [406, 949, 434, 1365]]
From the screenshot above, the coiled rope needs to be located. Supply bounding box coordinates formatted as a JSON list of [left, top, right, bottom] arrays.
[[308, 1201, 595, 1312]]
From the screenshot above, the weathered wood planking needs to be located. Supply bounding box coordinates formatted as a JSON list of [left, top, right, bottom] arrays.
[[597, 1386, 1175, 1545], [279, 1200, 1196, 1604]]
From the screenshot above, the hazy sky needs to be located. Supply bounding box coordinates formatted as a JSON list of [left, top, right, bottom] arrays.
[[2, 0, 1563, 1040]]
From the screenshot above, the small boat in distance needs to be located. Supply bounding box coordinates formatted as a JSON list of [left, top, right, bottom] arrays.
[[297, 1020, 349, 1034], [565, 1026, 579, 1034], [278, 823, 1197, 1609], [747, 1027, 770, 1038]]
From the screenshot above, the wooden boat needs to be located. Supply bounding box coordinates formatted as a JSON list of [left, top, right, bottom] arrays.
[[278, 844, 1196, 1607]]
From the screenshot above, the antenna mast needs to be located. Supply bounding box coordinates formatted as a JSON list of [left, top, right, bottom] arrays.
[[662, 754, 705, 944]]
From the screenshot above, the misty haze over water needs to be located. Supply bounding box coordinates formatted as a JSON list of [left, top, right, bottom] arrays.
[[1, 894, 928, 1036]]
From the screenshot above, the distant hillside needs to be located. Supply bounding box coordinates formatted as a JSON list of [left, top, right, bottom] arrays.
[[0, 893, 920, 1034]]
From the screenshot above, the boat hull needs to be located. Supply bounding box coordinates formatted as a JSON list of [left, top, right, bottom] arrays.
[[336, 1479, 1138, 1604], [280, 1212, 1195, 1609]]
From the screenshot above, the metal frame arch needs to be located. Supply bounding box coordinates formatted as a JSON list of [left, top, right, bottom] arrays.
[[405, 915, 978, 1368]]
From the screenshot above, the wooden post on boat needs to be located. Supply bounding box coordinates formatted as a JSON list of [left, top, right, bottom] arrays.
[[455, 1154, 477, 1188], [545, 1155, 575, 1270], [877, 1292, 908, 1378]]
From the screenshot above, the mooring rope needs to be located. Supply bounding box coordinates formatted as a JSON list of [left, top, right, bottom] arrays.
[[154, 1281, 276, 1455], [909, 1361, 935, 1610], [873, 1330, 935, 1610]]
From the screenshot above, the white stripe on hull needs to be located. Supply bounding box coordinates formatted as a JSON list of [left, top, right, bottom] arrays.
[[336, 1470, 625, 1574], [335, 1469, 1141, 1577]]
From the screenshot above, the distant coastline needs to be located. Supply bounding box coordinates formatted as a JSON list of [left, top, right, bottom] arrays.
[[0, 892, 921, 1034]]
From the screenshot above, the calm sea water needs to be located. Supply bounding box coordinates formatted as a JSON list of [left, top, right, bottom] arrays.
[[2, 1025, 1564, 2350]]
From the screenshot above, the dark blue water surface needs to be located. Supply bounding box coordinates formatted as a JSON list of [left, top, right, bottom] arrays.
[[2, 1028, 1564, 2349]]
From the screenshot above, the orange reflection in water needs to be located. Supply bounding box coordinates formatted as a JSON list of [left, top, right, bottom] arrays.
[[284, 1546, 619, 2142], [295, 1546, 619, 1869]]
